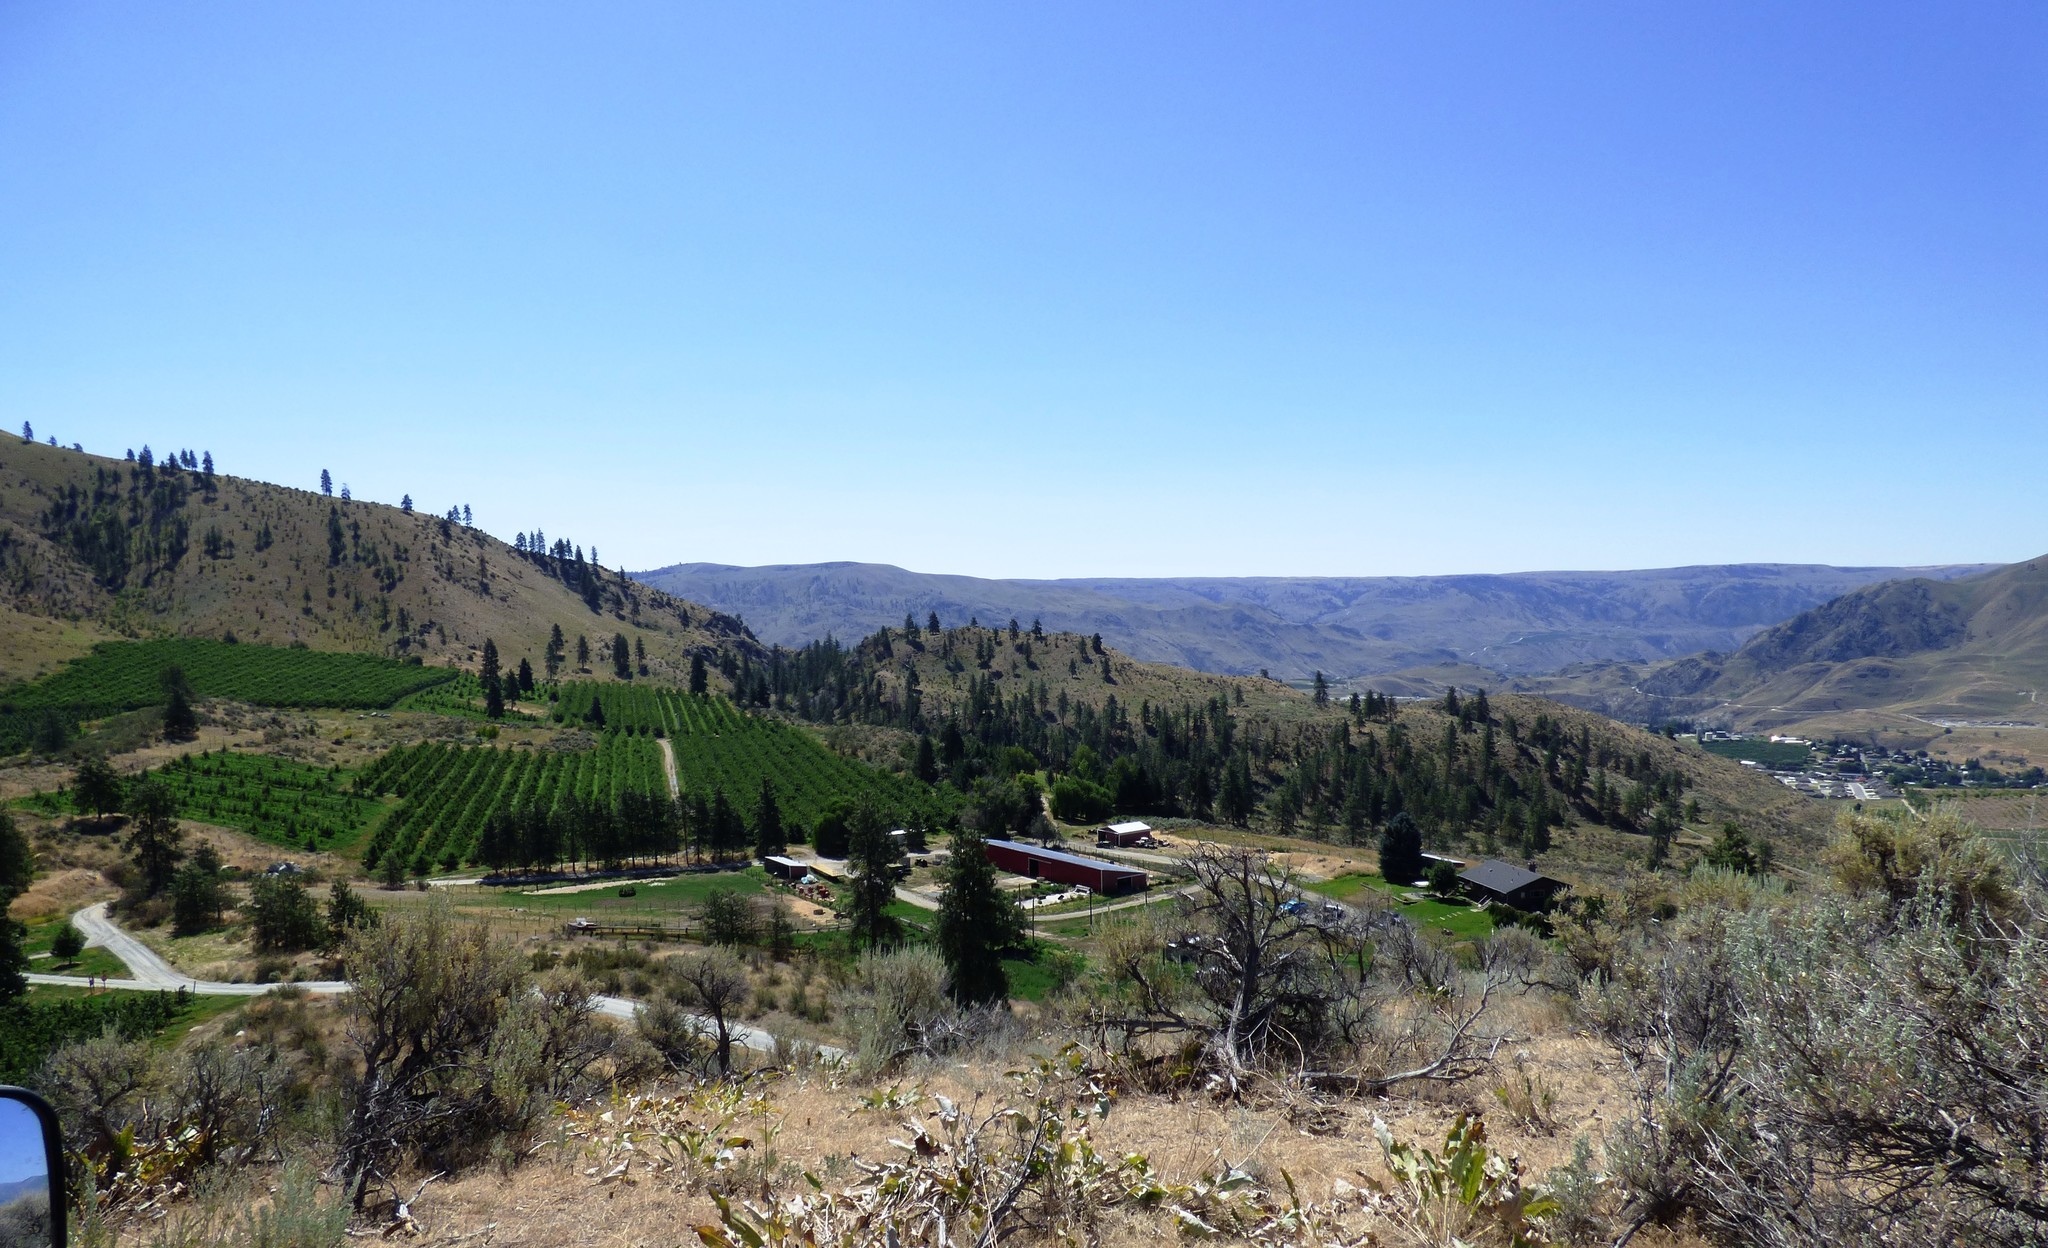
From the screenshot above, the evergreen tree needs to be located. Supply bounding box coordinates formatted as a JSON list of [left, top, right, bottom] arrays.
[[576, 634, 590, 670], [927, 612, 941, 632], [1313, 671, 1329, 707], [612, 631, 631, 680], [126, 778, 186, 896], [248, 875, 322, 952], [753, 778, 785, 857], [170, 845, 228, 935], [160, 665, 198, 741], [320, 468, 332, 495], [634, 635, 647, 674], [481, 639, 505, 719], [400, 494, 413, 514], [545, 624, 565, 680], [844, 796, 904, 950], [1378, 811, 1423, 886], [72, 754, 124, 822], [325, 879, 377, 950], [689, 653, 708, 695], [936, 826, 1025, 1006], [914, 734, 939, 784], [517, 657, 535, 693], [707, 787, 744, 860]]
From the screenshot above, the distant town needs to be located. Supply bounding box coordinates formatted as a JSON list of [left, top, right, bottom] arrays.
[[1691, 729, 2047, 798]]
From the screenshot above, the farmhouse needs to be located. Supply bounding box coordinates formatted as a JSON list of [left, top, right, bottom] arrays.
[[1457, 859, 1565, 912], [986, 839, 1149, 896], [1096, 820, 1154, 847]]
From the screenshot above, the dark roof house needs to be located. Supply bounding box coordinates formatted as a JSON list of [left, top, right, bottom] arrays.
[[1457, 859, 1565, 911]]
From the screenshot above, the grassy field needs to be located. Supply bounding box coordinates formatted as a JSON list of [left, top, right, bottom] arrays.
[[1700, 739, 1813, 769], [21, 915, 126, 979], [1303, 872, 1496, 940], [420, 868, 774, 925]]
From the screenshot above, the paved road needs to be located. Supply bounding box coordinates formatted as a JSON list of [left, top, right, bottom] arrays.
[[26, 902, 837, 1059]]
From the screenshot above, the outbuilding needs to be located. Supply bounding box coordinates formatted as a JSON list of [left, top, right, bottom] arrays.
[[1457, 860, 1565, 912], [763, 855, 808, 883], [1096, 820, 1154, 847], [986, 839, 1149, 896]]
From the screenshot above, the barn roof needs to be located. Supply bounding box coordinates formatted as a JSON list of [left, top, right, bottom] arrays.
[[987, 840, 1147, 876], [1458, 859, 1556, 895], [1106, 821, 1152, 834]]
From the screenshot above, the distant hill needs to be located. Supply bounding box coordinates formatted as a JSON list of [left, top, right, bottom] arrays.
[[0, 439, 760, 686], [1525, 556, 2048, 730], [631, 559, 1993, 681]]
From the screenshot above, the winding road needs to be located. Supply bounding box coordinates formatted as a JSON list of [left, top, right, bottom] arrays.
[[25, 901, 836, 1058]]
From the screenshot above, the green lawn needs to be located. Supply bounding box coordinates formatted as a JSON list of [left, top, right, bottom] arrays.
[[1303, 872, 1496, 940], [21, 916, 127, 980], [437, 868, 773, 922]]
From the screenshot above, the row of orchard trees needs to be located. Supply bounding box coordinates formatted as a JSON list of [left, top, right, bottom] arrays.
[[470, 782, 791, 874]]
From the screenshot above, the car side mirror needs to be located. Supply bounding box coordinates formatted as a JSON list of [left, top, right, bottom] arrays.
[[0, 1087, 66, 1248]]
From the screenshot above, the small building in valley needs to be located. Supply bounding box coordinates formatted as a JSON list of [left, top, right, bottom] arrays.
[[1457, 859, 1565, 912], [986, 839, 1149, 896], [1096, 820, 1155, 847], [763, 855, 808, 883]]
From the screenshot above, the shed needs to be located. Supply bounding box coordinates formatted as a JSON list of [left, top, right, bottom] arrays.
[[1457, 860, 1565, 912], [763, 855, 808, 882], [986, 839, 1149, 896], [1096, 820, 1154, 847]]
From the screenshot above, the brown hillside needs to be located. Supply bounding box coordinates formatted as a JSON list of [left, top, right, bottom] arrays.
[[0, 438, 760, 684]]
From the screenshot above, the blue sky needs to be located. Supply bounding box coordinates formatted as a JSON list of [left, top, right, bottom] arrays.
[[2, 3, 2042, 578]]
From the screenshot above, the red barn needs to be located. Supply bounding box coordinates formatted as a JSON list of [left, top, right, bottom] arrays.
[[985, 839, 1149, 896]]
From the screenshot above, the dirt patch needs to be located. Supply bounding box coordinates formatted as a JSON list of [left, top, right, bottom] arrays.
[[7, 866, 116, 923]]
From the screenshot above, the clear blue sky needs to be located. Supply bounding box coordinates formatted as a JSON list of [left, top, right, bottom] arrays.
[[2, 3, 2042, 578]]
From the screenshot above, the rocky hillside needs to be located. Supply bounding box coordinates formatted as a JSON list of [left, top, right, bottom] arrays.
[[1528, 556, 2048, 729]]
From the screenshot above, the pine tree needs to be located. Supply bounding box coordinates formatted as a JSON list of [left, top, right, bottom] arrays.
[[927, 611, 941, 632], [1313, 671, 1329, 707], [1378, 812, 1423, 886], [753, 778, 785, 857], [689, 654, 708, 695], [845, 797, 904, 950], [320, 468, 332, 496], [936, 826, 1024, 1005], [481, 639, 504, 718], [612, 631, 631, 680], [160, 666, 198, 741], [576, 634, 590, 670], [545, 624, 566, 679], [517, 658, 535, 693], [126, 778, 186, 896], [400, 494, 413, 514]]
